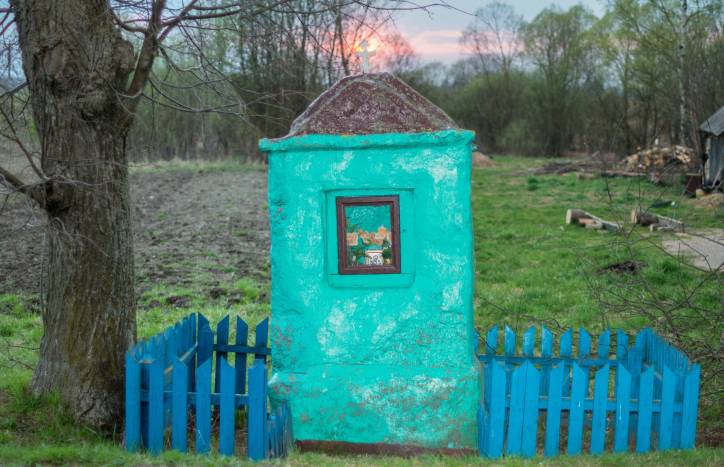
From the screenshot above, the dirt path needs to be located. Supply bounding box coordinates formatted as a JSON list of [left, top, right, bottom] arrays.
[[661, 229, 724, 272], [0, 167, 270, 300]]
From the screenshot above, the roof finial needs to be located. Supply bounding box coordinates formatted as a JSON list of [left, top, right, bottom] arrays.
[[356, 39, 376, 74]]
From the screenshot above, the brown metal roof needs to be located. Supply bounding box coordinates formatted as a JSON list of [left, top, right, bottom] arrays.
[[700, 106, 724, 136], [285, 73, 458, 137]]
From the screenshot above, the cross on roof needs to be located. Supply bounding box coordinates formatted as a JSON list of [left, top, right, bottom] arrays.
[[356, 39, 376, 74]]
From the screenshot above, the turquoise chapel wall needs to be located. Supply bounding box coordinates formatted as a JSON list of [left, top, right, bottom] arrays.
[[259, 130, 479, 449]]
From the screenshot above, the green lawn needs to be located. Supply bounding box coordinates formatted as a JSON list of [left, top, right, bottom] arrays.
[[1, 156, 721, 465]]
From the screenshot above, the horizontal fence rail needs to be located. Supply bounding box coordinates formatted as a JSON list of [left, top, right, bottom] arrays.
[[476, 326, 700, 459], [124, 313, 292, 460]]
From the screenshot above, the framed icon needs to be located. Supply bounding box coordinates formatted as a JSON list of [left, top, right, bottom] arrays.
[[336, 195, 401, 275]]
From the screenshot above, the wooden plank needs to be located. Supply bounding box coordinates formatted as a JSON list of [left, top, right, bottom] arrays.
[[636, 367, 654, 452], [544, 363, 564, 456], [485, 326, 498, 356], [560, 329, 572, 398], [125, 352, 141, 452], [680, 364, 700, 449], [540, 326, 552, 397], [188, 314, 197, 391], [486, 361, 506, 458], [616, 330, 628, 360], [567, 362, 586, 455], [614, 363, 632, 452], [504, 326, 516, 356], [255, 317, 270, 362], [659, 365, 676, 450], [591, 363, 609, 454], [521, 361, 540, 457], [541, 326, 553, 358], [195, 357, 212, 454], [578, 327, 591, 357], [215, 315, 230, 393], [506, 362, 526, 455], [148, 357, 164, 454], [172, 357, 188, 453], [598, 330, 610, 359], [235, 317, 250, 394], [523, 326, 536, 356], [219, 357, 236, 456], [478, 354, 618, 367], [248, 359, 268, 461], [214, 343, 271, 355], [197, 325, 214, 367]]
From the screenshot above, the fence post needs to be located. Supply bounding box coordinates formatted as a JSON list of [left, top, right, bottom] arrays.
[[485, 360, 506, 458], [544, 363, 564, 456], [148, 357, 164, 454], [172, 357, 188, 453], [219, 356, 236, 456], [591, 363, 609, 455], [215, 315, 230, 393], [195, 357, 212, 454], [681, 364, 701, 449], [614, 363, 631, 452], [248, 359, 268, 461], [567, 362, 587, 455], [125, 351, 141, 451], [236, 317, 249, 393]]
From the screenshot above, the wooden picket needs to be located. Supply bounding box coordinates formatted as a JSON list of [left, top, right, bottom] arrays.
[[477, 326, 700, 459], [124, 313, 292, 461]]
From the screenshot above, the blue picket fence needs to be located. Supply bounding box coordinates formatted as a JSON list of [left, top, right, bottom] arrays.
[[476, 326, 700, 458], [124, 313, 293, 460]]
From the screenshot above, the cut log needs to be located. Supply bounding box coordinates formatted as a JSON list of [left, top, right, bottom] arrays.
[[566, 208, 588, 225], [631, 208, 684, 232], [585, 222, 603, 230], [566, 209, 621, 232]]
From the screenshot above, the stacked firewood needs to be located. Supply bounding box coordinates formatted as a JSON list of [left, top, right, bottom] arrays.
[[620, 144, 695, 172]]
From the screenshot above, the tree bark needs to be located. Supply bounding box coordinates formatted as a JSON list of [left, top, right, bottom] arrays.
[[678, 0, 688, 147], [11, 0, 137, 428]]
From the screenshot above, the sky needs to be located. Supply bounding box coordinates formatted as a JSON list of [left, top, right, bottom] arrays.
[[391, 0, 605, 64]]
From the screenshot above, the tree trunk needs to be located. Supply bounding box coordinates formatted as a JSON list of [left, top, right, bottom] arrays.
[[11, 0, 137, 428], [678, 0, 688, 147]]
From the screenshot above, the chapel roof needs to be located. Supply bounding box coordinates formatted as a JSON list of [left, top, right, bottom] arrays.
[[285, 72, 458, 137]]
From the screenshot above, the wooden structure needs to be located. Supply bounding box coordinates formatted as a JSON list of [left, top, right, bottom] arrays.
[[124, 313, 292, 460], [699, 106, 724, 191], [477, 326, 700, 458]]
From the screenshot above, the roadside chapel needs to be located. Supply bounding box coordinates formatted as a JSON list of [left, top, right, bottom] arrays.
[[259, 73, 478, 451]]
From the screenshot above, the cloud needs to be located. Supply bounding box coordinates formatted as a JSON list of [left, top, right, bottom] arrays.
[[405, 29, 464, 62]]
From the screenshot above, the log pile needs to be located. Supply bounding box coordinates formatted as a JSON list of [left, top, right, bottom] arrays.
[[564, 208, 686, 233], [566, 209, 621, 232], [620, 144, 695, 172]]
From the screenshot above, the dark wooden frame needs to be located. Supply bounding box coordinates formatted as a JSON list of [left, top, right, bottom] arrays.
[[336, 195, 401, 275]]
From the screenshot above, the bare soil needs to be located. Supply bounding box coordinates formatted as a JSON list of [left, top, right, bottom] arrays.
[[0, 167, 270, 299]]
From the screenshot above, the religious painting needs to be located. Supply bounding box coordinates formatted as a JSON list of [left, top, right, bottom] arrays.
[[336, 196, 401, 274]]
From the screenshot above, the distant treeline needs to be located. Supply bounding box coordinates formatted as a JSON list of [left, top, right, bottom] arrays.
[[127, 0, 724, 160]]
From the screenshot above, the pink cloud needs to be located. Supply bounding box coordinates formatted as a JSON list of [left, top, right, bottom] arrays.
[[400, 28, 520, 63], [406, 29, 463, 61]]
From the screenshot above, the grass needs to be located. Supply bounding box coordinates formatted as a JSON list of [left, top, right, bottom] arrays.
[[0, 155, 722, 465]]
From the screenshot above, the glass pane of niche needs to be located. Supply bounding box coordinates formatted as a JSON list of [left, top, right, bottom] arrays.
[[336, 195, 401, 275]]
